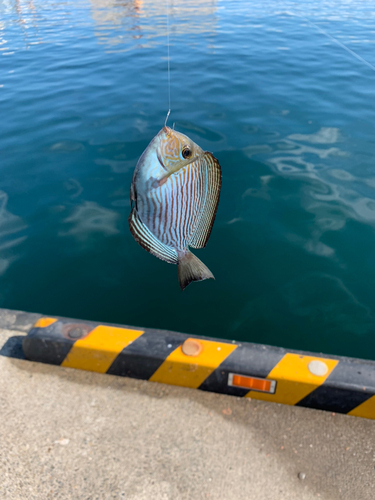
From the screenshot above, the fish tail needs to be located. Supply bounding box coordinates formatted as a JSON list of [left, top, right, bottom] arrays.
[[177, 250, 214, 291]]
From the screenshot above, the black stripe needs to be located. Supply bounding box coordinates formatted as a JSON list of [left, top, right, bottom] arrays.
[[0, 335, 25, 360], [297, 360, 375, 413], [23, 322, 78, 365], [297, 386, 374, 414], [23, 336, 73, 365], [107, 330, 186, 379]]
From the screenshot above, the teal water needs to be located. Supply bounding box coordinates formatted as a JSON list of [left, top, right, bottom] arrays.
[[1, 0, 375, 359]]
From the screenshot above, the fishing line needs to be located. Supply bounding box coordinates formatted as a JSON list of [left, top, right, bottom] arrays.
[[285, 11, 375, 73], [165, 0, 171, 127]]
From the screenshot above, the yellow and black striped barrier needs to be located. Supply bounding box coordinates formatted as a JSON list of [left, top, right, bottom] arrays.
[[22, 317, 375, 420]]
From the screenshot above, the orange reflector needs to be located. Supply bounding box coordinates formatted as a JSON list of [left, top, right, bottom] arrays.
[[228, 373, 276, 394]]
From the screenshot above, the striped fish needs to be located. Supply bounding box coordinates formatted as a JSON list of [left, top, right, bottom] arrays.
[[129, 126, 221, 290]]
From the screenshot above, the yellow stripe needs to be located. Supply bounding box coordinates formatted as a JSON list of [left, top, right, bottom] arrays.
[[34, 317, 57, 328], [61, 325, 144, 373], [348, 395, 375, 419], [246, 353, 338, 405], [150, 338, 237, 389]]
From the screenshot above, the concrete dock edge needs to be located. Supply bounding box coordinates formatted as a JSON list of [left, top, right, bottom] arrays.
[[20, 314, 375, 420]]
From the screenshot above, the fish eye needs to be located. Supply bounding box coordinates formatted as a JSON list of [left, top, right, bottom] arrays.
[[182, 147, 192, 159]]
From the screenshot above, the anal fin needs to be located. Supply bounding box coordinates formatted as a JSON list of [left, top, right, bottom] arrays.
[[129, 208, 178, 264]]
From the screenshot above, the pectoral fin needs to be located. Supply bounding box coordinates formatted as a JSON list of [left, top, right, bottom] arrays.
[[157, 175, 169, 187], [129, 208, 178, 264]]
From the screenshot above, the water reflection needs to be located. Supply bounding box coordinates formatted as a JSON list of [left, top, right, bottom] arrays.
[[282, 273, 375, 336], [0, 191, 27, 276], [231, 272, 375, 337], [90, 0, 144, 47], [288, 127, 341, 144], [0, 18, 7, 57], [0, 0, 216, 52], [242, 175, 272, 201], [89, 0, 217, 50], [240, 123, 375, 266], [1, 0, 41, 49], [95, 157, 135, 173], [60, 201, 120, 241], [249, 126, 375, 260], [64, 178, 83, 199]]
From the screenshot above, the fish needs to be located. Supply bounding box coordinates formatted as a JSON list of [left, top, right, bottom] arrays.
[[129, 125, 221, 290]]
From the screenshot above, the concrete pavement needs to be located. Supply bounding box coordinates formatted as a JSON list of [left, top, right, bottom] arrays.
[[0, 310, 374, 500]]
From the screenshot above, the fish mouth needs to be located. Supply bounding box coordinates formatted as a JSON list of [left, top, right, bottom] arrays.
[[163, 126, 172, 137]]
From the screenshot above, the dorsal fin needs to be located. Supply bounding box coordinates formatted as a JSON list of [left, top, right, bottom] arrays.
[[128, 208, 178, 264], [189, 152, 221, 249]]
